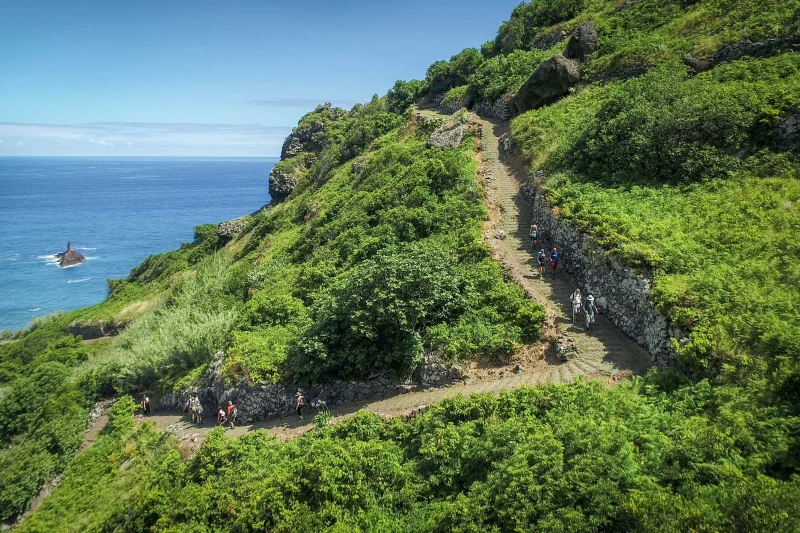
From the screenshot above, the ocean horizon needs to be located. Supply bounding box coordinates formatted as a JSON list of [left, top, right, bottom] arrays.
[[0, 156, 276, 331]]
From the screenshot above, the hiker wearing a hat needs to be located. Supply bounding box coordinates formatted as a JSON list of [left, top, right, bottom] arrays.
[[295, 391, 306, 420], [583, 293, 597, 331]]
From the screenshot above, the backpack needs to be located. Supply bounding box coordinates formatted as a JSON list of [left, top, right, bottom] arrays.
[[232, 407, 238, 418], [531, 229, 537, 237], [586, 298, 596, 312]]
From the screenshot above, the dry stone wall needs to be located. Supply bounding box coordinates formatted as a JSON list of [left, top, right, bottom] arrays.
[[522, 177, 679, 366], [159, 351, 462, 423]]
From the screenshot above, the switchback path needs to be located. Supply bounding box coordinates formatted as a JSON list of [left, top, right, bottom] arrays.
[[142, 111, 652, 450]]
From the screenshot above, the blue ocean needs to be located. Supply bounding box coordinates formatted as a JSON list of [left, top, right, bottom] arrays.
[[0, 157, 275, 332]]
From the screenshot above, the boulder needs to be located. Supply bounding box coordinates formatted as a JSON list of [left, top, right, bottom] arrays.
[[218, 217, 247, 239], [427, 125, 466, 149], [564, 22, 599, 62], [533, 28, 567, 51], [56, 242, 85, 268], [511, 55, 582, 114]]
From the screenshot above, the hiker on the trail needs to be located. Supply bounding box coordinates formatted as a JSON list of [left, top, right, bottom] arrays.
[[537, 249, 547, 277], [188, 396, 196, 423], [195, 397, 204, 426], [583, 293, 597, 331], [529, 224, 539, 248], [141, 396, 150, 415], [570, 288, 583, 324], [295, 391, 305, 421], [217, 408, 227, 426], [550, 247, 560, 276], [227, 401, 238, 429]]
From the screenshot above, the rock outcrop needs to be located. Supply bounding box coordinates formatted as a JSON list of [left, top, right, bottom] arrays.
[[684, 36, 799, 74], [218, 216, 247, 240], [69, 319, 123, 340], [511, 22, 598, 115], [427, 124, 467, 149], [713, 36, 800, 64], [564, 22, 599, 62], [533, 29, 567, 51], [511, 55, 582, 114], [56, 242, 85, 268], [473, 96, 513, 121]]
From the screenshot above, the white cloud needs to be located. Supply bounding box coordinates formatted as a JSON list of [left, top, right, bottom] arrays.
[[0, 121, 292, 156]]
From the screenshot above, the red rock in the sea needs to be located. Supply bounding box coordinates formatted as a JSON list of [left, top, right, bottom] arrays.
[[56, 241, 86, 268]]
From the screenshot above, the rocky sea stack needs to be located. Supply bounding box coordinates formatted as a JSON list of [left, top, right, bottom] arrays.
[[56, 242, 86, 268]]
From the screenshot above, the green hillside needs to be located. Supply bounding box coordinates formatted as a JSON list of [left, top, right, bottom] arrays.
[[3, 0, 800, 530]]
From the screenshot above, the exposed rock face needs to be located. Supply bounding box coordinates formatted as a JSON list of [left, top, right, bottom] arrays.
[[268, 163, 302, 200], [160, 351, 463, 423], [520, 176, 678, 366], [773, 108, 800, 151], [69, 320, 123, 340], [56, 242, 85, 268], [564, 22, 600, 62], [511, 55, 582, 114], [218, 216, 247, 239], [683, 54, 712, 74], [473, 96, 513, 121], [533, 28, 567, 51], [713, 36, 800, 64], [440, 96, 470, 115], [427, 124, 467, 149]]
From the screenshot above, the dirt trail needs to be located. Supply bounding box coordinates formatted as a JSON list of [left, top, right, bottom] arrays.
[[469, 111, 651, 374], [141, 111, 652, 449]]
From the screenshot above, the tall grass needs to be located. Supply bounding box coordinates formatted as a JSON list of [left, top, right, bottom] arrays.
[[82, 254, 237, 392]]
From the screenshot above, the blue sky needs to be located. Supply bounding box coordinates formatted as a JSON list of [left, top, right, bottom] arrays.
[[0, 0, 520, 156]]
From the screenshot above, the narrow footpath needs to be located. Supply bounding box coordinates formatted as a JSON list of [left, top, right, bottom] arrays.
[[145, 111, 652, 450]]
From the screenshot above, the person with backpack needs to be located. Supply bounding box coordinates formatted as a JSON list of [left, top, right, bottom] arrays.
[[569, 288, 583, 324], [195, 398, 204, 426], [537, 249, 547, 277], [529, 224, 539, 248], [295, 391, 305, 421], [550, 247, 560, 277], [583, 293, 597, 331], [141, 396, 150, 416], [217, 408, 227, 426], [227, 401, 238, 429]]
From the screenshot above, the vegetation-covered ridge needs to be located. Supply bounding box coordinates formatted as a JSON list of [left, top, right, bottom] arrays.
[[0, 97, 544, 521], [4, 0, 800, 529]]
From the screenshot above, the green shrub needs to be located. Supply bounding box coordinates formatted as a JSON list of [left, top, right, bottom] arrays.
[[290, 242, 467, 381]]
